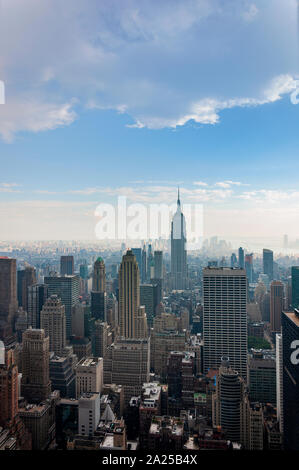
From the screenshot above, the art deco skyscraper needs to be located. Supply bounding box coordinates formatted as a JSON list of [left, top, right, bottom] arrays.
[[171, 189, 188, 290], [91, 257, 107, 321], [119, 250, 147, 339], [92, 257, 106, 292], [21, 328, 51, 403], [203, 267, 248, 381], [40, 295, 66, 356]]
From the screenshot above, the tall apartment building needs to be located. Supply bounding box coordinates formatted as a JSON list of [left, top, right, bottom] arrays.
[[21, 329, 51, 403], [44, 274, 80, 339], [60, 256, 74, 276], [282, 309, 299, 450], [270, 281, 284, 333], [40, 295, 66, 356], [75, 357, 103, 399], [27, 284, 48, 329], [203, 267, 248, 381], [92, 257, 106, 292]]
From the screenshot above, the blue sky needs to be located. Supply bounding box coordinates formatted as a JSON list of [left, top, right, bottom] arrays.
[[0, 0, 299, 240]]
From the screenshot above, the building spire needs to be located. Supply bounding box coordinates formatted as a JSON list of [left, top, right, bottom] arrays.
[[177, 186, 181, 207]]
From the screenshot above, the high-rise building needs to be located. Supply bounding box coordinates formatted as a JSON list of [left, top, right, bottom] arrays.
[[75, 357, 103, 399], [245, 253, 253, 283], [40, 295, 66, 356], [78, 393, 101, 436], [91, 258, 107, 322], [21, 328, 51, 403], [291, 266, 299, 308], [44, 274, 80, 339], [171, 189, 188, 290], [282, 309, 299, 450], [132, 248, 142, 274], [276, 333, 283, 433], [203, 267, 248, 381], [0, 348, 18, 427], [238, 247, 245, 269], [213, 357, 245, 443], [27, 284, 48, 329], [147, 244, 154, 280], [60, 256, 74, 276], [92, 257, 106, 292], [154, 251, 163, 280], [104, 338, 150, 406], [248, 350, 276, 404], [0, 257, 18, 330], [230, 253, 237, 268], [270, 281, 284, 333], [17, 266, 36, 312], [118, 250, 147, 339], [141, 245, 147, 284], [140, 283, 159, 327], [263, 249, 274, 282]]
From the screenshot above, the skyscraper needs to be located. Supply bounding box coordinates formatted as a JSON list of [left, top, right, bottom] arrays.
[[238, 247, 245, 269], [60, 255, 74, 276], [171, 189, 188, 290], [154, 251, 163, 280], [245, 253, 253, 283], [276, 333, 283, 433], [118, 250, 147, 339], [91, 257, 106, 321], [0, 257, 18, 330], [141, 245, 147, 284], [44, 274, 80, 339], [27, 283, 48, 329], [140, 283, 159, 327], [281, 309, 299, 450], [270, 281, 284, 333], [17, 266, 36, 312], [291, 266, 299, 308], [203, 267, 248, 381], [0, 348, 18, 428], [92, 257, 106, 292], [263, 249, 274, 282], [213, 357, 245, 443], [132, 248, 142, 275], [21, 328, 51, 403], [40, 295, 66, 356]]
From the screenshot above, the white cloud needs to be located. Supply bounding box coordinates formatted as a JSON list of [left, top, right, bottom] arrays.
[[0, 98, 77, 142], [0, 0, 296, 138]]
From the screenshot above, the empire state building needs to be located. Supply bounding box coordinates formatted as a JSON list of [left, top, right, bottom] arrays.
[[171, 189, 188, 290]]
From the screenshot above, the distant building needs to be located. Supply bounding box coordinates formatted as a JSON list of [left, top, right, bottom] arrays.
[[60, 256, 74, 276], [40, 295, 66, 356], [263, 249, 274, 282]]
